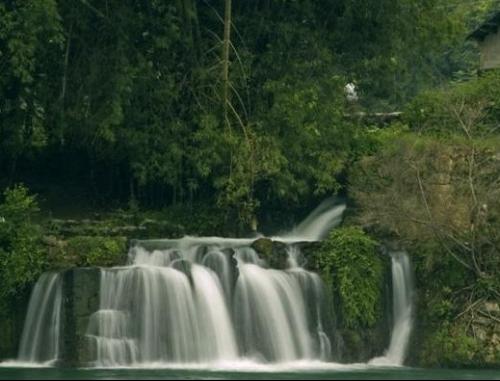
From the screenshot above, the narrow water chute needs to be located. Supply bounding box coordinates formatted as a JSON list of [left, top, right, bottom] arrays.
[[17, 273, 63, 364], [369, 251, 414, 366]]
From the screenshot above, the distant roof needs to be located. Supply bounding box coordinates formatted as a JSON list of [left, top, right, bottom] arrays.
[[469, 11, 500, 41]]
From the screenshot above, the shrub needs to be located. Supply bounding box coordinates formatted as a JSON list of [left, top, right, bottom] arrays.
[[317, 226, 383, 328], [0, 185, 46, 299], [420, 322, 483, 367]]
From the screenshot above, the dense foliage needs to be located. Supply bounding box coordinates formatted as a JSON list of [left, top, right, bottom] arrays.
[[317, 227, 383, 328], [0, 185, 46, 300], [0, 0, 492, 227], [405, 71, 500, 136]]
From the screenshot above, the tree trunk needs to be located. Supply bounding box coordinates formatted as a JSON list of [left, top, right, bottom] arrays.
[[222, 0, 232, 129]]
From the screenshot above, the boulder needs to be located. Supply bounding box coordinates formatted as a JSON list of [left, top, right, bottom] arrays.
[[251, 238, 288, 269]]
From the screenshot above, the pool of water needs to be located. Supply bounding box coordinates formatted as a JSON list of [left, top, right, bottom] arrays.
[[0, 365, 498, 380]]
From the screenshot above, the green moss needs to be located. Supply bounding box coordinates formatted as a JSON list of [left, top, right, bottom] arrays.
[[66, 236, 127, 267], [316, 226, 383, 329]]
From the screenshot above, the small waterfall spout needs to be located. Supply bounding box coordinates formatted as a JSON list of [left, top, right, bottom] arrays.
[[283, 199, 346, 242], [370, 251, 414, 366]]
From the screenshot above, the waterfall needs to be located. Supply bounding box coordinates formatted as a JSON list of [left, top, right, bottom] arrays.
[[86, 243, 332, 366], [17, 273, 63, 365], [5, 200, 419, 368], [369, 251, 414, 366], [83, 201, 347, 367]]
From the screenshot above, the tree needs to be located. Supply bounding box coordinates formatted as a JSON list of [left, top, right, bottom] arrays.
[[0, 0, 63, 181]]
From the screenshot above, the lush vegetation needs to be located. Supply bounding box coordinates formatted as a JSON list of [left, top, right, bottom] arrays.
[[1, 0, 499, 367], [317, 227, 384, 329], [0, 0, 494, 225], [0, 185, 46, 301]]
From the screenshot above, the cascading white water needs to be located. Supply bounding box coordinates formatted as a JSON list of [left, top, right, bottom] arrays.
[[87, 242, 331, 366], [17, 273, 63, 365], [234, 261, 313, 361], [369, 251, 414, 366], [86, 260, 238, 366]]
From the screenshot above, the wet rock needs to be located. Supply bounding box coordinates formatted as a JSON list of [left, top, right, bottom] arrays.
[[296, 241, 322, 271], [251, 238, 288, 269], [251, 238, 273, 259], [171, 259, 193, 285], [60, 268, 101, 367]]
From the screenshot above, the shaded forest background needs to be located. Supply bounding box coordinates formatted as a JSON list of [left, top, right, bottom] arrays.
[[0, 0, 496, 227]]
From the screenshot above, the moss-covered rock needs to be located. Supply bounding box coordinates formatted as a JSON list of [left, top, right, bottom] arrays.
[[43, 205, 229, 241], [251, 238, 289, 269], [66, 236, 127, 267], [44, 236, 128, 269], [297, 241, 322, 271], [43, 236, 128, 271], [251, 238, 273, 259], [45, 214, 185, 240]]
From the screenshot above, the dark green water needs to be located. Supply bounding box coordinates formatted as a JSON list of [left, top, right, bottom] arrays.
[[0, 367, 498, 380]]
